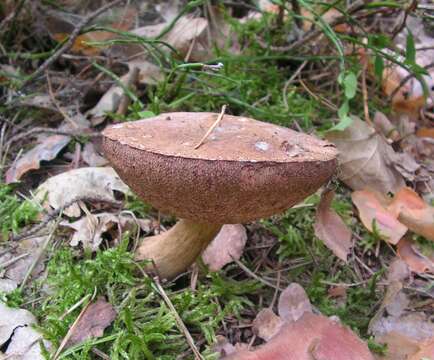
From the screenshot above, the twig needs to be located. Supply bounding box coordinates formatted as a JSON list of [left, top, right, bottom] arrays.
[[298, 78, 337, 111], [23, 0, 124, 86], [19, 219, 59, 291], [46, 72, 78, 128], [116, 67, 140, 116], [6, 127, 100, 148], [388, 61, 434, 102], [53, 289, 97, 360], [361, 60, 373, 126], [0, 253, 29, 268], [283, 60, 308, 110], [154, 278, 204, 360], [194, 105, 227, 149], [232, 258, 283, 291]]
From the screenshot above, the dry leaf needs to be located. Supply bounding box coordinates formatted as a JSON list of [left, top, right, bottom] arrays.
[[325, 117, 405, 194], [387, 258, 410, 283], [0, 302, 50, 359], [396, 237, 433, 274], [35, 167, 129, 217], [65, 297, 117, 349], [252, 308, 283, 341], [277, 283, 312, 323], [5, 135, 71, 183], [409, 339, 434, 360], [352, 190, 407, 244], [202, 224, 247, 271], [314, 189, 352, 261], [388, 187, 434, 241], [62, 212, 149, 250], [82, 142, 108, 167], [223, 313, 374, 360]]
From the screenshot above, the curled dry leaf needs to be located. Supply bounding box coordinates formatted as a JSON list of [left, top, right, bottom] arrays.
[[396, 237, 433, 274], [202, 224, 247, 271], [5, 135, 71, 183], [65, 297, 117, 349], [314, 189, 352, 262], [277, 283, 312, 323], [388, 187, 434, 241], [62, 212, 150, 251], [351, 190, 407, 245], [325, 117, 405, 194], [223, 313, 374, 360], [35, 167, 129, 217]]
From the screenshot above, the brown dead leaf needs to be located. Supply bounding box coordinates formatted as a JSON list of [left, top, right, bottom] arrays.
[[277, 283, 312, 323], [202, 224, 247, 271], [314, 189, 352, 262], [223, 313, 374, 360], [252, 308, 283, 341], [408, 339, 434, 360], [396, 237, 433, 274], [387, 258, 410, 283], [388, 187, 434, 241], [5, 135, 71, 183], [416, 127, 434, 139], [351, 190, 408, 244], [65, 297, 116, 349], [325, 117, 405, 194]]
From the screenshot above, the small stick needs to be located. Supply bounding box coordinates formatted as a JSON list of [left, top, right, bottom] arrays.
[[154, 278, 203, 360], [0, 253, 29, 268], [194, 105, 227, 149], [361, 60, 373, 127], [116, 67, 140, 116]]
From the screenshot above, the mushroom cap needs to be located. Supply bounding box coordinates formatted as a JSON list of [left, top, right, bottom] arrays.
[[102, 112, 338, 223]]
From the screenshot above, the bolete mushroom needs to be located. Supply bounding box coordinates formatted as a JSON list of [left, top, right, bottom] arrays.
[[102, 112, 337, 279]]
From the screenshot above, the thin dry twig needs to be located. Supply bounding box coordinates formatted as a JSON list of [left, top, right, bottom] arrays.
[[154, 278, 204, 360], [53, 289, 97, 360], [361, 60, 373, 126], [298, 78, 337, 111], [232, 257, 283, 291], [23, 0, 125, 85], [194, 104, 227, 149], [116, 67, 140, 116]]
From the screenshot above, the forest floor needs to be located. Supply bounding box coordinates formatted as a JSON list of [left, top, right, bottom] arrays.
[[0, 1, 433, 359]]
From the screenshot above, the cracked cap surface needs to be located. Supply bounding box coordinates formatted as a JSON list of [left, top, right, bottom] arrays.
[[102, 112, 338, 223]]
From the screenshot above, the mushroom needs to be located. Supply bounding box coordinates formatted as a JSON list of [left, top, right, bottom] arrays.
[[102, 112, 338, 279]]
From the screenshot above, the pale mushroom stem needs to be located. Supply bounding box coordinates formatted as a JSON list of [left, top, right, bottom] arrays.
[[135, 219, 222, 279]]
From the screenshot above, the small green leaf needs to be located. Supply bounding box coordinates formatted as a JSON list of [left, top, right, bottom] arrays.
[[374, 55, 384, 81], [344, 72, 357, 99], [137, 110, 155, 118], [330, 115, 353, 131], [405, 31, 416, 64], [338, 100, 349, 119]]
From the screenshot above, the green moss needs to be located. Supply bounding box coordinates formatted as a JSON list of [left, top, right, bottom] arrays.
[[0, 183, 39, 239]]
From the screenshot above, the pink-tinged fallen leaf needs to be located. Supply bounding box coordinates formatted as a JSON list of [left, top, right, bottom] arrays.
[[253, 308, 283, 341], [65, 297, 116, 349], [223, 313, 375, 360], [277, 283, 312, 323], [351, 190, 407, 244], [409, 339, 434, 360], [396, 237, 434, 274], [388, 187, 434, 241], [5, 135, 70, 183], [202, 224, 247, 271], [314, 189, 352, 261]]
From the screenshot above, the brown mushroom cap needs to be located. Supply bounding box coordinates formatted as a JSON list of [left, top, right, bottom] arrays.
[[103, 112, 338, 223]]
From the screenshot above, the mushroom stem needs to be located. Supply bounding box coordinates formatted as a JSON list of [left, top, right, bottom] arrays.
[[135, 219, 222, 279]]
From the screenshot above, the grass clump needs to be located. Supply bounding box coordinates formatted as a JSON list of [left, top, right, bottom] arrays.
[[0, 183, 39, 239], [35, 236, 256, 358]]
